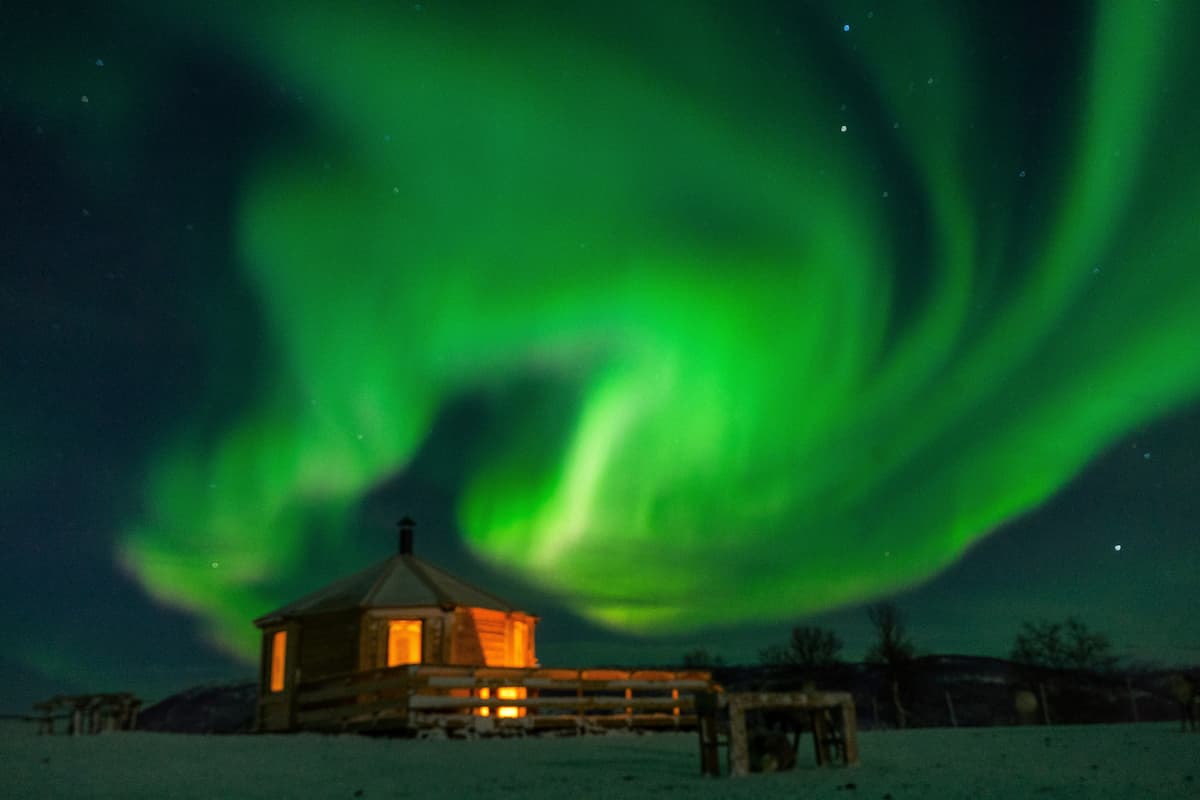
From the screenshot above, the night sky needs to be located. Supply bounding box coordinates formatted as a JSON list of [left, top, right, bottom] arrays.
[[3, 1, 1198, 711]]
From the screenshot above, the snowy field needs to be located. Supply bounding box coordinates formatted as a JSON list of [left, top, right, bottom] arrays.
[[2, 721, 1196, 799]]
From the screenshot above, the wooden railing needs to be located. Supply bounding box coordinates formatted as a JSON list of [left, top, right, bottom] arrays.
[[284, 665, 717, 733]]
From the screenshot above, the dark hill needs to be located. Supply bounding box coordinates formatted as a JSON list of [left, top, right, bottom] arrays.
[[138, 681, 257, 734]]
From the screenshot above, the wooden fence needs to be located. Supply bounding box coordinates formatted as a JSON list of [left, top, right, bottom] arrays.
[[268, 665, 717, 734]]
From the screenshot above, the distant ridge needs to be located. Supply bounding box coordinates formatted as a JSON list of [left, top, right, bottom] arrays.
[[138, 680, 257, 734]]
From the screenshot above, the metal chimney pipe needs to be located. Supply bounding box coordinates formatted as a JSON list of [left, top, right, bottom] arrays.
[[397, 517, 415, 555]]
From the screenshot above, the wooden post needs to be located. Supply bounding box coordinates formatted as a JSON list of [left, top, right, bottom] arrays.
[[286, 677, 300, 731], [70, 706, 82, 736], [90, 698, 103, 734], [891, 680, 906, 729], [1039, 682, 1051, 726], [945, 690, 958, 728], [811, 710, 830, 765], [397, 668, 412, 730], [695, 691, 722, 776], [728, 697, 750, 777], [841, 700, 859, 766]]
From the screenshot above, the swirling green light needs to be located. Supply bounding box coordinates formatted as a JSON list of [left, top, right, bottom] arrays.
[[113, 1, 1200, 658]]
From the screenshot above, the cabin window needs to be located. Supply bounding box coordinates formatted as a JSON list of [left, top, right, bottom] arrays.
[[387, 619, 422, 666], [269, 631, 287, 693]]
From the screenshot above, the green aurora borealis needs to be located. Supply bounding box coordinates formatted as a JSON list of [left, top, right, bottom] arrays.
[[9, 2, 1200, 670]]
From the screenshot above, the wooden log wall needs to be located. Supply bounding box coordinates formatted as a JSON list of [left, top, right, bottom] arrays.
[[450, 608, 485, 665], [298, 609, 361, 679]]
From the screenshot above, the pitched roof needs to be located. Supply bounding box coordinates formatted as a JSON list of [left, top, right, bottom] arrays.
[[254, 553, 525, 625]]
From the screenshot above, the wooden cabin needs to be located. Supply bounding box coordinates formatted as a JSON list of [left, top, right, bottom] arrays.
[[254, 518, 538, 731]]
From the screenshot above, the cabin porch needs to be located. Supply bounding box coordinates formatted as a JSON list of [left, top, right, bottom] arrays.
[[258, 664, 717, 735]]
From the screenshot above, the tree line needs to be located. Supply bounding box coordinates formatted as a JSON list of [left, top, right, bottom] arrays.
[[680, 604, 1135, 729], [683, 603, 1120, 674]]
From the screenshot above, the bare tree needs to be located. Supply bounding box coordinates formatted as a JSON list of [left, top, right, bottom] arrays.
[[1010, 617, 1117, 673], [759, 626, 843, 670], [865, 602, 915, 728], [789, 626, 844, 669], [865, 603, 915, 666]]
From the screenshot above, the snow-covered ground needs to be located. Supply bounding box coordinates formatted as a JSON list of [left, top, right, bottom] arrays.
[[2, 721, 1195, 799]]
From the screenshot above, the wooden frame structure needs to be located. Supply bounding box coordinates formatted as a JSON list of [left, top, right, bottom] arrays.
[[697, 690, 859, 776], [32, 693, 141, 735]]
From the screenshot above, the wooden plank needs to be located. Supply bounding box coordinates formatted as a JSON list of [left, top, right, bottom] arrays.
[[725, 691, 852, 711], [460, 667, 530, 679], [577, 669, 632, 681], [603, 679, 713, 690], [345, 711, 701, 735], [410, 666, 710, 682], [295, 698, 408, 727], [423, 676, 503, 688], [407, 695, 692, 711], [417, 675, 710, 692], [299, 664, 419, 694]]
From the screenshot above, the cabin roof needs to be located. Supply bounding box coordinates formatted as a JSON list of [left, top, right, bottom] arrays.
[[253, 553, 525, 625]]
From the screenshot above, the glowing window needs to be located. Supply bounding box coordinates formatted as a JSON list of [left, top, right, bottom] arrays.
[[269, 631, 287, 693], [387, 620, 422, 666]]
